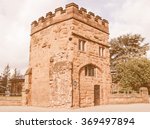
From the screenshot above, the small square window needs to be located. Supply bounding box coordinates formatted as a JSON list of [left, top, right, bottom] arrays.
[[85, 65, 95, 77]]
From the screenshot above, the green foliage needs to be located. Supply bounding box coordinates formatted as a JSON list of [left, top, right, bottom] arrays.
[[0, 66, 23, 94], [115, 58, 150, 90], [110, 34, 150, 92], [110, 34, 149, 84], [110, 34, 149, 67]]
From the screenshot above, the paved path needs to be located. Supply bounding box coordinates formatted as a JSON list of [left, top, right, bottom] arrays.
[[0, 104, 150, 112]]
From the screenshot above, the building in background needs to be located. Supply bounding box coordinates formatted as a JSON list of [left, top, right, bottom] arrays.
[[0, 77, 24, 96]]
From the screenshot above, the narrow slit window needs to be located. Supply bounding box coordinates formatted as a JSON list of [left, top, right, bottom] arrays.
[[99, 47, 105, 57], [79, 40, 86, 51]]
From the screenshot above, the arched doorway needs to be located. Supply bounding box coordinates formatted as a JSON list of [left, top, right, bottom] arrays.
[[79, 64, 101, 107]]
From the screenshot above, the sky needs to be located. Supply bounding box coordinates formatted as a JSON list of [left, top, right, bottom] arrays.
[[0, 0, 150, 74]]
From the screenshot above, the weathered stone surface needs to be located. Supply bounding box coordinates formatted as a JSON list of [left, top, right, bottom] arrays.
[[23, 3, 111, 108]]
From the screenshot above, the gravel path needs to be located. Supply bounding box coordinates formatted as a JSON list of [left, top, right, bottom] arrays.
[[0, 103, 150, 112]]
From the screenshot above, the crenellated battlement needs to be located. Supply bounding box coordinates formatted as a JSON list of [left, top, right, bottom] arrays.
[[31, 3, 109, 35]]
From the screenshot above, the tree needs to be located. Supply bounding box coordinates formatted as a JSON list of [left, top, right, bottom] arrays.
[[11, 68, 21, 79], [110, 34, 149, 83], [10, 68, 23, 96], [1, 64, 10, 87], [0, 64, 11, 94], [115, 58, 150, 92], [0, 66, 24, 95], [110, 34, 149, 68]]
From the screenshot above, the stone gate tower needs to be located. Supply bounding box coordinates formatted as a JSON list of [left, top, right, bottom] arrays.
[[22, 3, 111, 108]]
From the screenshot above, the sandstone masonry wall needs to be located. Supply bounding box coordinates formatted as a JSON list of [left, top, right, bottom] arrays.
[[23, 3, 111, 108], [0, 96, 22, 106]]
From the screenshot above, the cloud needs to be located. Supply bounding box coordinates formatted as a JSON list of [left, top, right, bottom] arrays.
[[108, 0, 150, 57], [109, 0, 150, 39], [0, 0, 150, 74], [0, 0, 68, 74]]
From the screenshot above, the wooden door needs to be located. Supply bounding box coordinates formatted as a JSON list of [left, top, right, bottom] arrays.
[[94, 85, 100, 106]]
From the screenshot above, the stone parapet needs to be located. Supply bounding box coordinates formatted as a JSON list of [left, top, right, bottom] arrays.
[[31, 3, 109, 35], [109, 87, 149, 104], [0, 96, 22, 106]]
